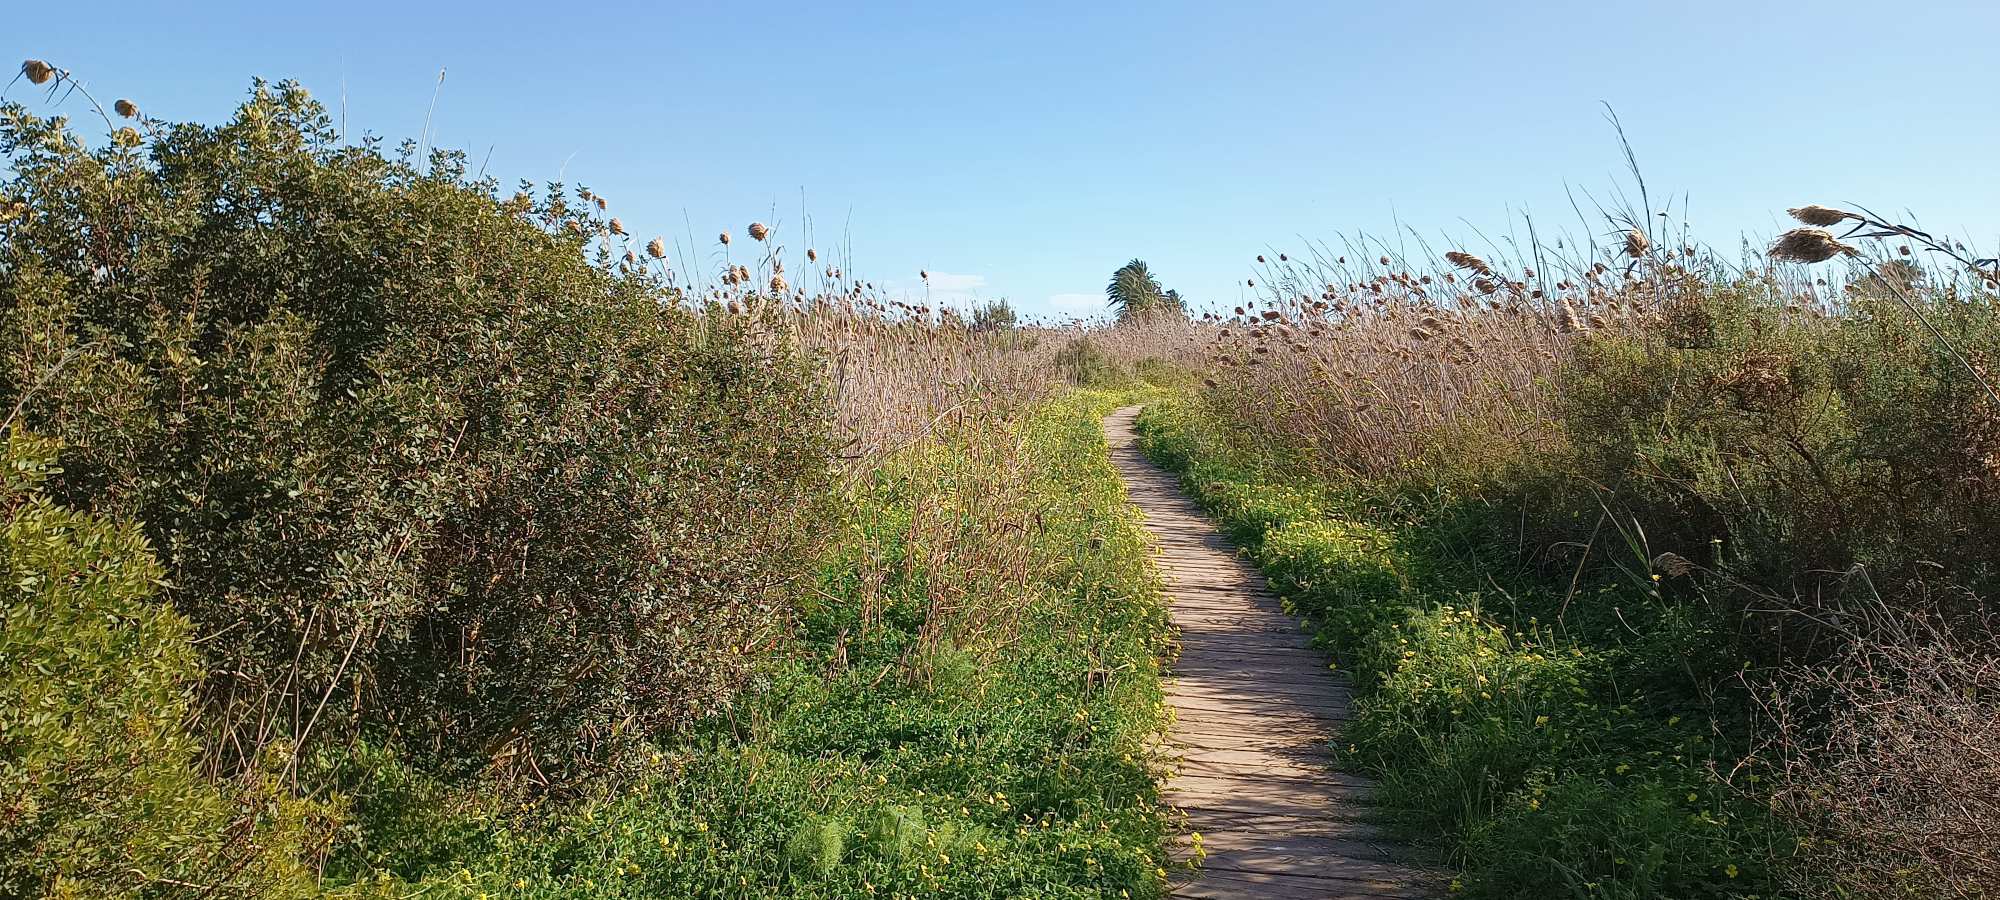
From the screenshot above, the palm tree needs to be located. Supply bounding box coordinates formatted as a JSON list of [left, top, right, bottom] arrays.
[[1106, 259, 1183, 322]]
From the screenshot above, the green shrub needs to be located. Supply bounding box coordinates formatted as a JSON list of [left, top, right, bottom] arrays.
[[858, 805, 927, 863], [1189, 472, 1325, 545], [1462, 771, 1771, 900], [0, 430, 325, 897], [1553, 286, 2000, 648], [308, 390, 1173, 898], [0, 85, 835, 779], [969, 299, 1018, 332], [1257, 518, 1408, 643], [1054, 337, 1129, 387], [783, 817, 849, 879]]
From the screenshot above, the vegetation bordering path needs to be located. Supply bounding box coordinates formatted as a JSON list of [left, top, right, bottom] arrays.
[[3, 77, 1188, 898], [1133, 396, 1785, 899], [312, 390, 1180, 898]]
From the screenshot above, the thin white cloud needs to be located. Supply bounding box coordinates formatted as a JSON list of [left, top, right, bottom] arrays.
[[1045, 292, 1109, 319], [922, 272, 987, 293], [884, 271, 992, 310]]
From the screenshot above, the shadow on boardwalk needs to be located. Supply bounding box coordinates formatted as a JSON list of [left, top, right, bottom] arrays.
[[1103, 406, 1437, 900]]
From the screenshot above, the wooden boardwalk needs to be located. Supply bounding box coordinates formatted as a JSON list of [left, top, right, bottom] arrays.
[[1103, 407, 1433, 900]]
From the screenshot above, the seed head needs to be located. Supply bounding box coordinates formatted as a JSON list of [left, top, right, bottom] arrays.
[[1769, 228, 1858, 264], [806, 248, 817, 262], [1651, 552, 1694, 577], [114, 98, 140, 119], [748, 221, 769, 241], [1624, 229, 1651, 258], [1787, 205, 1854, 227], [608, 217, 626, 235], [770, 274, 788, 294], [1444, 251, 1492, 274], [719, 231, 731, 245], [1560, 303, 1584, 333], [646, 237, 667, 259], [21, 60, 55, 86]]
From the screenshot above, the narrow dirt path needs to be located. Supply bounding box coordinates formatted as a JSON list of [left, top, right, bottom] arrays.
[[1104, 406, 1434, 900]]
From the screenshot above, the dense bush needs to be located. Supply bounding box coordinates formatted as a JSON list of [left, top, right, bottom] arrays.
[[1552, 286, 2000, 648], [312, 391, 1174, 898], [0, 84, 835, 781], [0, 430, 326, 897]]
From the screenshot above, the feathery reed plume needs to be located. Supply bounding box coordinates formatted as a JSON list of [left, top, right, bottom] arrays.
[[748, 222, 770, 241], [1444, 251, 1493, 275], [609, 218, 626, 236], [1770, 228, 1858, 263], [1788, 205, 1854, 227], [646, 237, 667, 259], [1624, 229, 1651, 258]]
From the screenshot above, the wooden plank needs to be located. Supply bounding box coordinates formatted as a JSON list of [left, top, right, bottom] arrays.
[[1172, 867, 1435, 900]]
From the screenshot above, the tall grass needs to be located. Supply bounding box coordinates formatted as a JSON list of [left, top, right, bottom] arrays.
[[1142, 198, 2000, 898]]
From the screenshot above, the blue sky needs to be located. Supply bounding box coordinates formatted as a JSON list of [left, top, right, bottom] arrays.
[[12, 1, 1999, 318]]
